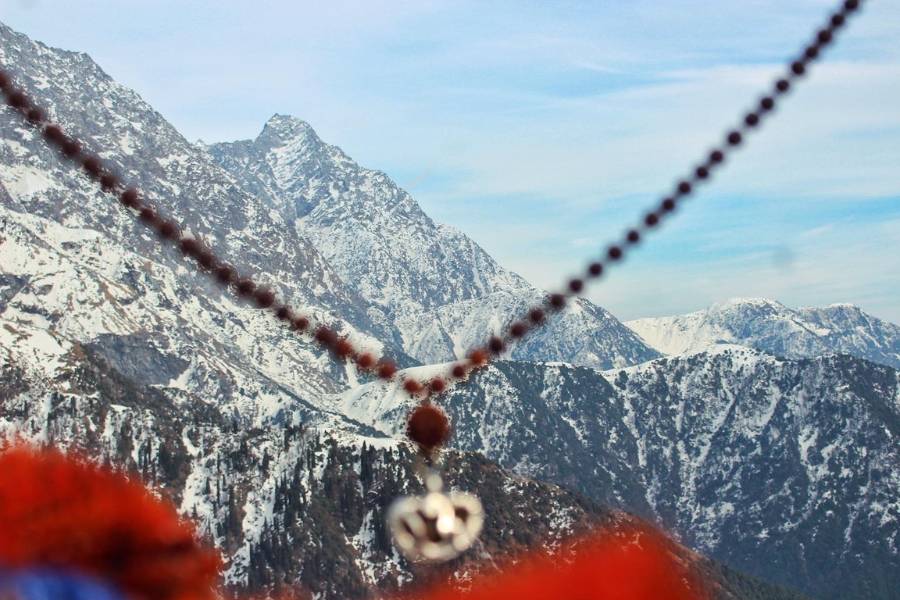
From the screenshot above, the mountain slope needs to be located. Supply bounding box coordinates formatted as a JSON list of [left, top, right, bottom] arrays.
[[0, 325, 802, 600], [208, 116, 658, 370], [344, 348, 900, 600], [627, 298, 900, 369], [0, 20, 404, 369]]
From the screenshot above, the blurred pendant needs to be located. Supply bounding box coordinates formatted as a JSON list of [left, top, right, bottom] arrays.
[[388, 467, 484, 562]]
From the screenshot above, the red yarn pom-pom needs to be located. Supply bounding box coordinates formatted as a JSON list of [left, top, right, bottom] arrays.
[[0, 446, 221, 600]]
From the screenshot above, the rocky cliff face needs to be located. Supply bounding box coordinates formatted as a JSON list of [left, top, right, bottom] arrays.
[[207, 117, 659, 370]]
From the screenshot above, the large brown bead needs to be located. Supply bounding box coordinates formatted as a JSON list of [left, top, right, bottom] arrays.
[[406, 404, 451, 451]]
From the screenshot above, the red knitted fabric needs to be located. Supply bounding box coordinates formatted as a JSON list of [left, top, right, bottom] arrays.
[[0, 446, 220, 600], [410, 525, 707, 600]]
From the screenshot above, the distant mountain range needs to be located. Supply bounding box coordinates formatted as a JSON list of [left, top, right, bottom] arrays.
[[2, 20, 897, 600], [627, 297, 900, 369]]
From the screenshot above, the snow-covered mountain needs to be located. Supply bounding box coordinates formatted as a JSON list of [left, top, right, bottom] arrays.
[[2, 19, 898, 600], [627, 298, 900, 369], [207, 116, 658, 370], [0, 322, 800, 600], [344, 347, 900, 600]]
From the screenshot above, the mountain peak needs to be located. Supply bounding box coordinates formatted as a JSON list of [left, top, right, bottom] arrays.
[[626, 297, 899, 369], [713, 297, 785, 311], [258, 114, 322, 146]]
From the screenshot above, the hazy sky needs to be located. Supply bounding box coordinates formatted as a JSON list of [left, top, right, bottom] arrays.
[[4, 0, 899, 322]]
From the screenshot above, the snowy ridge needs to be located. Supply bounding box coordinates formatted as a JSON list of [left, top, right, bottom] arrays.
[[626, 297, 900, 369], [207, 116, 659, 371]]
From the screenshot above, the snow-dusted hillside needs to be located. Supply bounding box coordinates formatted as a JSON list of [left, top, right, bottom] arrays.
[[627, 297, 900, 369], [207, 116, 658, 370], [344, 347, 900, 600], [0, 324, 620, 598]]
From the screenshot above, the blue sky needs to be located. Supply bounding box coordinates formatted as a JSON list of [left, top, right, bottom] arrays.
[[5, 0, 899, 322]]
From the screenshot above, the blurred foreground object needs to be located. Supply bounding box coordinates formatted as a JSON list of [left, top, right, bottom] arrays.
[[388, 468, 483, 562], [408, 524, 706, 600], [0, 446, 220, 600], [0, 568, 126, 600], [0, 445, 702, 599]]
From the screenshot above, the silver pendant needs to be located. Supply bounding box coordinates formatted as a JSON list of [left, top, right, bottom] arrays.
[[388, 468, 484, 562]]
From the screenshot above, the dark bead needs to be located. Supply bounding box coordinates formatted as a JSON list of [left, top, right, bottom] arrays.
[[253, 288, 276, 309], [377, 361, 398, 379], [568, 279, 584, 293], [156, 220, 179, 240], [549, 293, 566, 309], [694, 166, 709, 180], [775, 79, 791, 93], [43, 125, 65, 145], [469, 349, 489, 366], [677, 181, 692, 195], [7, 90, 29, 110], [817, 29, 833, 45], [528, 308, 545, 323], [82, 156, 103, 179], [744, 112, 760, 127], [0, 70, 10, 89], [509, 322, 527, 338], [100, 173, 119, 192], [451, 364, 467, 378], [26, 108, 45, 124], [760, 97, 775, 111], [235, 278, 256, 298], [831, 14, 846, 28], [588, 262, 604, 276], [430, 378, 446, 393], [488, 336, 505, 354], [791, 61, 806, 76], [292, 316, 310, 331], [138, 207, 157, 225], [607, 246, 623, 261], [275, 306, 292, 321], [334, 339, 353, 357], [215, 264, 236, 286], [727, 131, 742, 146], [357, 353, 376, 369], [196, 250, 216, 270], [804, 46, 820, 61], [843, 0, 859, 12], [120, 190, 141, 210], [644, 213, 659, 227], [403, 379, 423, 395], [179, 237, 200, 257], [62, 139, 82, 158], [626, 230, 640, 244], [709, 149, 725, 164], [314, 327, 338, 348], [406, 404, 451, 450]]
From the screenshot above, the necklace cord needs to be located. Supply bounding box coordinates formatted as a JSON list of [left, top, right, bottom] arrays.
[[0, 0, 866, 451]]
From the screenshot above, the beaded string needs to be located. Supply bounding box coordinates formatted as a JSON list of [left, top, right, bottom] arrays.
[[0, 0, 866, 453]]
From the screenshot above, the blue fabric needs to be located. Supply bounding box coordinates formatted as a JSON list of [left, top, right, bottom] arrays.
[[0, 569, 126, 600]]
